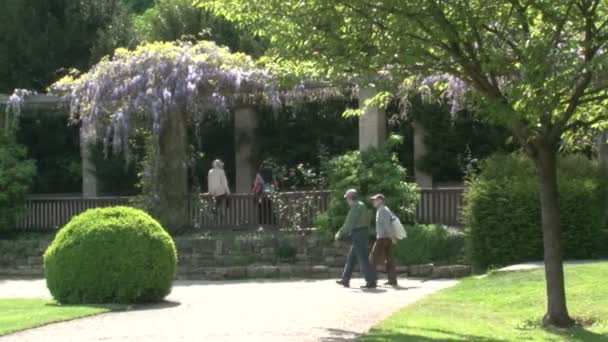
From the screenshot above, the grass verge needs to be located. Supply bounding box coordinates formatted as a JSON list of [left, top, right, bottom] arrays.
[[361, 262, 608, 341], [0, 298, 123, 336]]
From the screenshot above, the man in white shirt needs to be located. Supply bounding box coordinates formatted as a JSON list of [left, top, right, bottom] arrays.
[[208, 159, 230, 217]]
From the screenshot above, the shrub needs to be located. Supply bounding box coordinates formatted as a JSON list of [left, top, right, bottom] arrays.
[[316, 135, 419, 239], [394, 224, 465, 265], [463, 153, 605, 270], [44, 206, 177, 304], [275, 241, 297, 260], [0, 134, 36, 231]]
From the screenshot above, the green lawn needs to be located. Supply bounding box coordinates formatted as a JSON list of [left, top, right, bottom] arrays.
[[0, 298, 123, 336], [362, 262, 608, 342]]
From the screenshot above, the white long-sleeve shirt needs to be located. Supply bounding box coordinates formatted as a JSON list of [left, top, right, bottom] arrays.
[[375, 205, 394, 239], [208, 168, 230, 196]]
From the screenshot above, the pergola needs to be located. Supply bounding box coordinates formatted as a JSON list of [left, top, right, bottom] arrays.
[[1, 91, 433, 197]]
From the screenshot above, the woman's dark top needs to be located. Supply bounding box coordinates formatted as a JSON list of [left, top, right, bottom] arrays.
[[259, 168, 273, 184]]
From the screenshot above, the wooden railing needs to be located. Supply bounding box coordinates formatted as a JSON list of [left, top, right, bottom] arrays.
[[189, 191, 331, 229], [18, 196, 131, 230], [16, 188, 465, 230], [417, 188, 465, 227]]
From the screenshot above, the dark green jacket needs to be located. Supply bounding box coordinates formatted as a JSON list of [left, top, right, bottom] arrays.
[[335, 201, 371, 240]]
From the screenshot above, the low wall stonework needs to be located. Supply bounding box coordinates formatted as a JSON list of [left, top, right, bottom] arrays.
[[0, 231, 471, 280]]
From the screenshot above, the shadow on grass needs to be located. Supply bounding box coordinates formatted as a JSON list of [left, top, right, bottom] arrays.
[[357, 328, 510, 342], [545, 326, 608, 342], [318, 327, 511, 342], [358, 326, 608, 342]]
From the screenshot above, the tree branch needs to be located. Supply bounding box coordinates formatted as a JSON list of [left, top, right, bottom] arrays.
[[552, 1, 600, 138]]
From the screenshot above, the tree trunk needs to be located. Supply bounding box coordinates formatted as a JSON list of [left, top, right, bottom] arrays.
[[534, 144, 574, 327], [156, 111, 189, 231]]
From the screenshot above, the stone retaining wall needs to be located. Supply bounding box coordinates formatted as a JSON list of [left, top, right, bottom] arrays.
[[0, 231, 471, 279]]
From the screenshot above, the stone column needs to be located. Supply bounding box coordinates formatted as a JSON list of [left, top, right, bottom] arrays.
[[412, 121, 433, 188], [358, 86, 386, 151], [234, 106, 257, 193], [80, 129, 98, 197]]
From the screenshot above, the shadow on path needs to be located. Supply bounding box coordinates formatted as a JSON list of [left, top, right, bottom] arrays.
[[45, 300, 182, 313]]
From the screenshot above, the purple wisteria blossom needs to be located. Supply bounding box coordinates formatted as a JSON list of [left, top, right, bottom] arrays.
[[5, 89, 35, 124], [50, 41, 278, 154], [48, 40, 350, 155], [419, 74, 468, 114]]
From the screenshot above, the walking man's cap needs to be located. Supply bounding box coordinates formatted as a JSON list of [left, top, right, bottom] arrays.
[[370, 194, 385, 200], [344, 189, 358, 198]]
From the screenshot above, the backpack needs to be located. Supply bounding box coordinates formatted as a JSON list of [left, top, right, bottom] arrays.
[[390, 214, 407, 240], [253, 174, 275, 194], [263, 182, 275, 193]]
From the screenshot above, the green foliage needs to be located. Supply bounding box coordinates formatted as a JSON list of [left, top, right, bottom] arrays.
[[406, 98, 514, 182], [254, 102, 358, 189], [0, 0, 137, 93], [316, 136, 418, 238], [16, 114, 81, 194], [44, 206, 177, 304], [393, 225, 465, 266], [136, 0, 266, 56], [122, 0, 154, 13], [91, 143, 141, 196], [0, 134, 36, 230], [275, 241, 297, 260], [205, 1, 608, 139], [463, 153, 605, 270]]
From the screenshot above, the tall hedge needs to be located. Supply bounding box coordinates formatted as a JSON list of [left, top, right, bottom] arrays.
[[463, 153, 605, 270], [315, 135, 418, 239]]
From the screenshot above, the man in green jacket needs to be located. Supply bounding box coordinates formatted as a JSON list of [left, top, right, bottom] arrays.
[[335, 189, 377, 289]]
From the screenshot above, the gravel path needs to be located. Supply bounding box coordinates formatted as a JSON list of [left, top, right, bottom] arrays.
[[0, 277, 457, 342]]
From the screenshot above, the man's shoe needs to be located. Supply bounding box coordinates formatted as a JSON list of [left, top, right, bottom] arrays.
[[336, 279, 350, 288], [384, 281, 398, 287], [360, 282, 377, 289]]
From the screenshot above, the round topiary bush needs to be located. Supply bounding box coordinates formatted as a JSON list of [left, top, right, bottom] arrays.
[[44, 206, 177, 304]]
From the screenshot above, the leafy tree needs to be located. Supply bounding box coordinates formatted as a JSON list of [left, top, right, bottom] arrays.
[[136, 0, 267, 57], [205, 0, 608, 326], [0, 0, 137, 93]]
